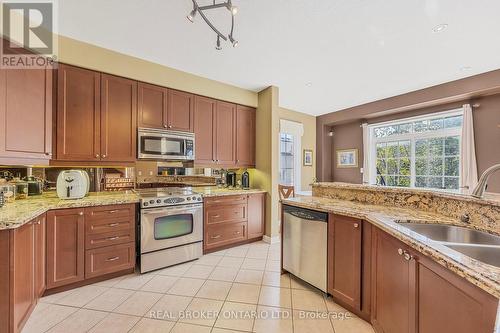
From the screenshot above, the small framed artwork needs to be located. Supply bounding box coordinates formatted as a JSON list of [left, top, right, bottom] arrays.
[[303, 149, 313, 166], [336, 149, 358, 168]]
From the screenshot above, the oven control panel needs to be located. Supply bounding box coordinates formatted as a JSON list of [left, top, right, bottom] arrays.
[[141, 195, 203, 208]]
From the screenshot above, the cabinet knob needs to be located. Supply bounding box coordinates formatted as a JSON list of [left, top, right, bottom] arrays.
[[95, 154, 100, 158], [163, 124, 168, 128], [168, 125, 173, 129], [45, 152, 52, 156], [353, 223, 359, 228], [102, 154, 107, 158], [397, 248, 404, 256], [78, 212, 84, 216], [403, 252, 413, 261]]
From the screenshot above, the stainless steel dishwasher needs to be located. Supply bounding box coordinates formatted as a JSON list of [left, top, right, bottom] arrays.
[[282, 204, 328, 292]]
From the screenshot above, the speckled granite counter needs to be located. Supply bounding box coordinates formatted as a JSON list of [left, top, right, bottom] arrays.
[[0, 191, 140, 230], [0, 188, 267, 230], [193, 187, 266, 197], [282, 195, 500, 299]]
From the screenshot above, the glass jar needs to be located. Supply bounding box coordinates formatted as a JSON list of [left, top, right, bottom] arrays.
[[0, 184, 16, 203], [10, 179, 28, 199]]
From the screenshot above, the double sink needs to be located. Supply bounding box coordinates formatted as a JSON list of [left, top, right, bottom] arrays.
[[399, 223, 500, 268]]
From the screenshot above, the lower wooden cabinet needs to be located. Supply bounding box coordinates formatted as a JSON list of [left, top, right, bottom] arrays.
[[203, 193, 265, 252], [46, 208, 85, 289], [371, 227, 498, 333], [85, 242, 135, 279]]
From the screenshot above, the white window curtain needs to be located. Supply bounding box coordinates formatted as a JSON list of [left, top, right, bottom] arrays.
[[362, 123, 370, 184], [459, 104, 478, 192]]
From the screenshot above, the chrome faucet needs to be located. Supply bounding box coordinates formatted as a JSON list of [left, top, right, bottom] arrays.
[[471, 164, 500, 198]]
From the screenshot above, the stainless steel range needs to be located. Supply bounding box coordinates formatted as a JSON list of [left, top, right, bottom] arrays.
[[136, 187, 203, 273]]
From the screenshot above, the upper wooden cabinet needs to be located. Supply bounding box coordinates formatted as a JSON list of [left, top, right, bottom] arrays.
[[56, 64, 101, 161], [100, 74, 137, 162], [215, 101, 237, 166], [55, 64, 136, 163], [167, 89, 194, 132], [137, 82, 167, 129], [235, 105, 256, 167], [194, 96, 217, 165], [0, 66, 53, 165]]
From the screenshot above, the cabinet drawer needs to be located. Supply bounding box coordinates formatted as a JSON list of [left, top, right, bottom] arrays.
[[85, 215, 135, 235], [85, 229, 135, 249], [85, 242, 135, 279], [205, 204, 247, 225], [205, 222, 247, 249], [204, 195, 247, 207], [85, 204, 135, 221]]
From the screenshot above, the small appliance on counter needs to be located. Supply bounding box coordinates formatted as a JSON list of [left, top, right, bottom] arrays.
[[242, 170, 250, 189], [56, 170, 90, 199], [226, 171, 237, 187], [23, 176, 44, 196]]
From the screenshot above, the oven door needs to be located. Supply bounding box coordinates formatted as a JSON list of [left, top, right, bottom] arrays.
[[141, 204, 203, 254]]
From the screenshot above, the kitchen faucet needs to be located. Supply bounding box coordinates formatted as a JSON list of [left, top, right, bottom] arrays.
[[471, 164, 500, 198]]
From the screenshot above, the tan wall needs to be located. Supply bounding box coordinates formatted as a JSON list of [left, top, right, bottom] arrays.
[[57, 35, 258, 107], [279, 108, 316, 191]]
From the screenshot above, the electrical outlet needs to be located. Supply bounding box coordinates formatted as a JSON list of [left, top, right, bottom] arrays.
[[138, 171, 142, 176], [149, 171, 153, 176]]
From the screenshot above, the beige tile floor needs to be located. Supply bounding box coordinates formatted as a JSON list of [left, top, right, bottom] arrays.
[[23, 241, 375, 333]]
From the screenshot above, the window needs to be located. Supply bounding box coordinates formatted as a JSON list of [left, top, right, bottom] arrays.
[[279, 133, 295, 185], [368, 110, 463, 190]]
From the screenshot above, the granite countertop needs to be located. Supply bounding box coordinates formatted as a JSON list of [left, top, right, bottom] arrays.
[[282, 196, 500, 299], [0, 188, 267, 230]]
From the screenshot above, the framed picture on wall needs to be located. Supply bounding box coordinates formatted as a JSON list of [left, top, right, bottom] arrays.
[[303, 149, 313, 166], [336, 149, 358, 168]]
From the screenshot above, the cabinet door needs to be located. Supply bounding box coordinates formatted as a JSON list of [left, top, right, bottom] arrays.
[[138, 82, 167, 129], [0, 66, 52, 163], [46, 208, 85, 289], [371, 229, 415, 333], [34, 214, 46, 298], [167, 89, 194, 132], [416, 254, 497, 333], [11, 221, 35, 332], [215, 101, 236, 165], [235, 105, 256, 167], [247, 193, 265, 239], [194, 96, 216, 165], [328, 214, 362, 310], [56, 64, 101, 161], [100, 74, 137, 162]]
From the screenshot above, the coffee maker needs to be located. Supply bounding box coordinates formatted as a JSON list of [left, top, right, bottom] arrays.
[[226, 171, 237, 188]]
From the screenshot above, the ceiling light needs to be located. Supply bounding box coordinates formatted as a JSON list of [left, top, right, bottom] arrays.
[[187, 0, 239, 50], [187, 9, 197, 22], [432, 23, 448, 33], [229, 35, 238, 47], [215, 36, 222, 50], [305, 82, 313, 87]]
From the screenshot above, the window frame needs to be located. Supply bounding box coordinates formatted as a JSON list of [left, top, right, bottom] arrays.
[[367, 109, 463, 190]]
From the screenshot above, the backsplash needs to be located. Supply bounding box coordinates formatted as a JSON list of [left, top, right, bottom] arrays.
[[312, 182, 500, 235]]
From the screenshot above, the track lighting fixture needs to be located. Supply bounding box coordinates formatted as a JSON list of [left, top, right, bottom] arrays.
[[186, 0, 239, 50]]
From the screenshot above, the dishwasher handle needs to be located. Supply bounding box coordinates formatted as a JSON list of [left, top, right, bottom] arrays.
[[283, 205, 328, 222]]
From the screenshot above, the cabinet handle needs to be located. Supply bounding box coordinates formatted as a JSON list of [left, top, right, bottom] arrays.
[[106, 256, 120, 262], [108, 210, 119, 214], [397, 248, 404, 256], [211, 235, 221, 239], [234, 231, 241, 235], [168, 125, 173, 129], [107, 236, 120, 241], [163, 124, 168, 128], [108, 223, 119, 227], [212, 214, 220, 218], [95, 154, 100, 158], [45, 152, 52, 156], [102, 154, 107, 158], [78, 212, 84, 216], [403, 252, 413, 261], [353, 223, 359, 228]]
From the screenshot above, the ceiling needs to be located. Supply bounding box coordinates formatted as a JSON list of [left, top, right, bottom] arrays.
[[57, 0, 500, 116]]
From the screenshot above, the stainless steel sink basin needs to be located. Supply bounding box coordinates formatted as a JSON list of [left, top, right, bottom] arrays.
[[399, 223, 500, 246], [445, 245, 500, 267]]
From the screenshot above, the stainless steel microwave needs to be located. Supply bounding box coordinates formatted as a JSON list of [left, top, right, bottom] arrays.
[[138, 128, 195, 160]]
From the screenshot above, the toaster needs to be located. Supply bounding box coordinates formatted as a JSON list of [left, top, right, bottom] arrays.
[[56, 170, 90, 199]]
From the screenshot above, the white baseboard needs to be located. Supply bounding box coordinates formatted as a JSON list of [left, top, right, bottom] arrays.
[[263, 235, 281, 244]]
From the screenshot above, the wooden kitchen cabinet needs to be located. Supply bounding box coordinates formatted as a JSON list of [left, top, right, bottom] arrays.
[[100, 74, 137, 162], [235, 105, 256, 167], [0, 66, 53, 165], [167, 89, 194, 132], [137, 82, 167, 129], [328, 214, 362, 310], [247, 193, 265, 239], [56, 64, 101, 162], [194, 96, 217, 165], [46, 208, 85, 289], [215, 101, 237, 165]]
